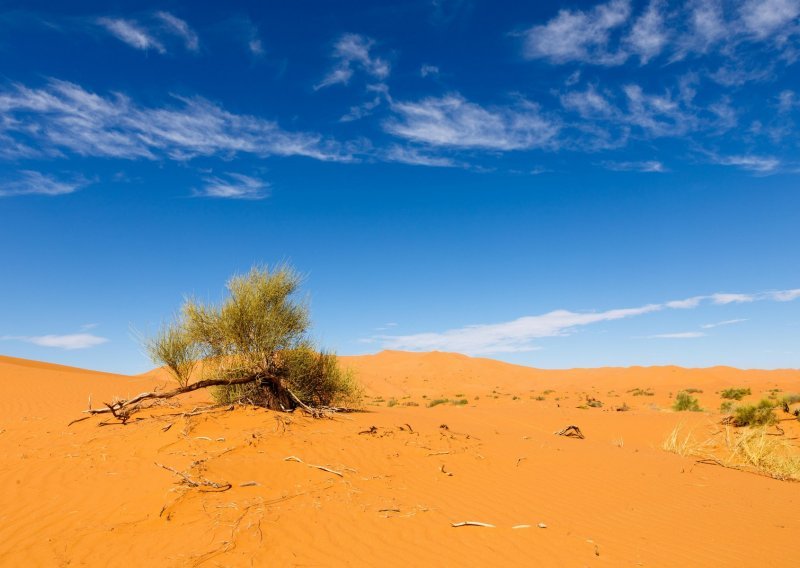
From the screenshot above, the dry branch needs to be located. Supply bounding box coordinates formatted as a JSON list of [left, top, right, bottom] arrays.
[[554, 425, 585, 439], [451, 521, 495, 528], [284, 455, 343, 477], [156, 462, 232, 491]]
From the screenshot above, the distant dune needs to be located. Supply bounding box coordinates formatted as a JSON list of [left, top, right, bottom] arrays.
[[1, 351, 798, 566]]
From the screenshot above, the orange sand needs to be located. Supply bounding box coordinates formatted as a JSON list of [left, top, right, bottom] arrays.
[[1, 351, 798, 566]]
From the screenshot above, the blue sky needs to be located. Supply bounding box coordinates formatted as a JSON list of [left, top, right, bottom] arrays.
[[0, 0, 798, 373]]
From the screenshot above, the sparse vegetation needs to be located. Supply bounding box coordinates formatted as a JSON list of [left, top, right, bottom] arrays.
[[720, 401, 734, 413], [732, 399, 777, 427], [673, 391, 701, 412], [428, 398, 449, 407], [387, 398, 398, 407], [780, 393, 800, 406], [629, 388, 655, 397], [683, 388, 703, 394], [720, 387, 751, 401]]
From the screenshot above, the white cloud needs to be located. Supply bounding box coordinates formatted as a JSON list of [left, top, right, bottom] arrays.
[[740, 0, 800, 39], [646, 331, 707, 338], [315, 34, 390, 90], [701, 318, 748, 328], [0, 170, 90, 197], [420, 64, 440, 77], [97, 18, 165, 53], [625, 0, 668, 63], [770, 289, 800, 301], [602, 160, 666, 172], [0, 79, 350, 162], [155, 12, 199, 52], [560, 85, 616, 118], [372, 287, 800, 355], [522, 0, 631, 65], [1, 333, 109, 350], [384, 94, 559, 151], [623, 84, 696, 137], [379, 304, 662, 354], [383, 145, 457, 167], [711, 154, 781, 172], [197, 173, 270, 199]]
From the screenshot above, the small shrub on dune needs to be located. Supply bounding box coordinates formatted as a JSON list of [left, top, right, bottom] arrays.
[[732, 399, 777, 427], [720, 401, 734, 413], [720, 387, 751, 401], [673, 392, 701, 412], [428, 398, 449, 407], [780, 393, 800, 406]]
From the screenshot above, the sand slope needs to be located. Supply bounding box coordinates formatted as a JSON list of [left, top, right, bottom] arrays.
[[1, 351, 798, 567]]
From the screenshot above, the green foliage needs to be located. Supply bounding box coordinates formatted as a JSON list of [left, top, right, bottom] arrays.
[[733, 399, 778, 427], [720, 400, 734, 413], [148, 265, 360, 410], [683, 388, 703, 394], [673, 391, 701, 412], [720, 387, 751, 400], [780, 393, 800, 406], [629, 388, 655, 397], [145, 319, 200, 387]]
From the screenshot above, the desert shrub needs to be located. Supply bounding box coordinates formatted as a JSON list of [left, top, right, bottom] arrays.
[[452, 398, 468, 405], [720, 387, 751, 400], [673, 392, 701, 412], [732, 399, 777, 427], [387, 398, 398, 407], [402, 401, 419, 407], [586, 397, 603, 408], [780, 393, 800, 406], [616, 402, 631, 412], [720, 401, 734, 413], [629, 388, 655, 397], [149, 265, 361, 411], [684, 388, 703, 394], [428, 398, 449, 407]]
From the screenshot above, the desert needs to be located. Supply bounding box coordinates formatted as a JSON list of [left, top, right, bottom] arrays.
[[1, 350, 798, 567]]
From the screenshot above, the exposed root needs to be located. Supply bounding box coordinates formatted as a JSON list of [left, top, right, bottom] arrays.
[[156, 462, 232, 492]]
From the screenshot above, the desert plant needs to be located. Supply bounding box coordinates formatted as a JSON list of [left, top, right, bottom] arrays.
[[673, 391, 701, 412], [720, 387, 751, 400], [780, 393, 800, 406], [428, 398, 449, 407], [720, 401, 734, 413], [144, 265, 360, 413], [732, 399, 777, 427], [629, 388, 655, 397], [684, 388, 703, 394]]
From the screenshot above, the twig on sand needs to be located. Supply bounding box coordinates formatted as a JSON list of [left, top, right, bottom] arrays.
[[284, 455, 343, 477], [451, 521, 495, 528], [427, 450, 450, 456], [554, 425, 585, 439], [155, 462, 232, 491]]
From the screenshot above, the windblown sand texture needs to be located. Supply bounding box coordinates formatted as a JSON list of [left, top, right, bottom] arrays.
[[1, 351, 799, 566]]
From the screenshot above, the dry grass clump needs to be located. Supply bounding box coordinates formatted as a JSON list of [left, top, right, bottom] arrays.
[[731, 399, 777, 427], [663, 424, 800, 481]]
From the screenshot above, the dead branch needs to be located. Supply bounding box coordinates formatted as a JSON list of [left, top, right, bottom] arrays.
[[451, 521, 495, 528], [284, 455, 343, 477], [554, 425, 585, 439], [155, 462, 232, 491]]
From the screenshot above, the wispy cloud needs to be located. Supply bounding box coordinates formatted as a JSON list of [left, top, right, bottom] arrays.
[[701, 318, 748, 329], [522, 0, 631, 65], [625, 0, 668, 63], [385, 94, 559, 151], [0, 79, 351, 162], [602, 160, 666, 172], [1, 333, 109, 350], [315, 34, 390, 90], [646, 331, 706, 339], [97, 17, 165, 53], [383, 145, 457, 167], [710, 154, 781, 173], [370, 287, 800, 354], [196, 173, 270, 200], [155, 12, 199, 52], [0, 170, 90, 197]]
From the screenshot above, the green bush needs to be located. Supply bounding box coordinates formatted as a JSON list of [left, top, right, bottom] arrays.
[[720, 401, 734, 413], [720, 387, 751, 400], [733, 400, 777, 427], [780, 393, 800, 405], [673, 392, 701, 412]]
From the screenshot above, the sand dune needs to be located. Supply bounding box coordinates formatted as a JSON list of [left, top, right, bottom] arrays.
[[1, 351, 798, 566]]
